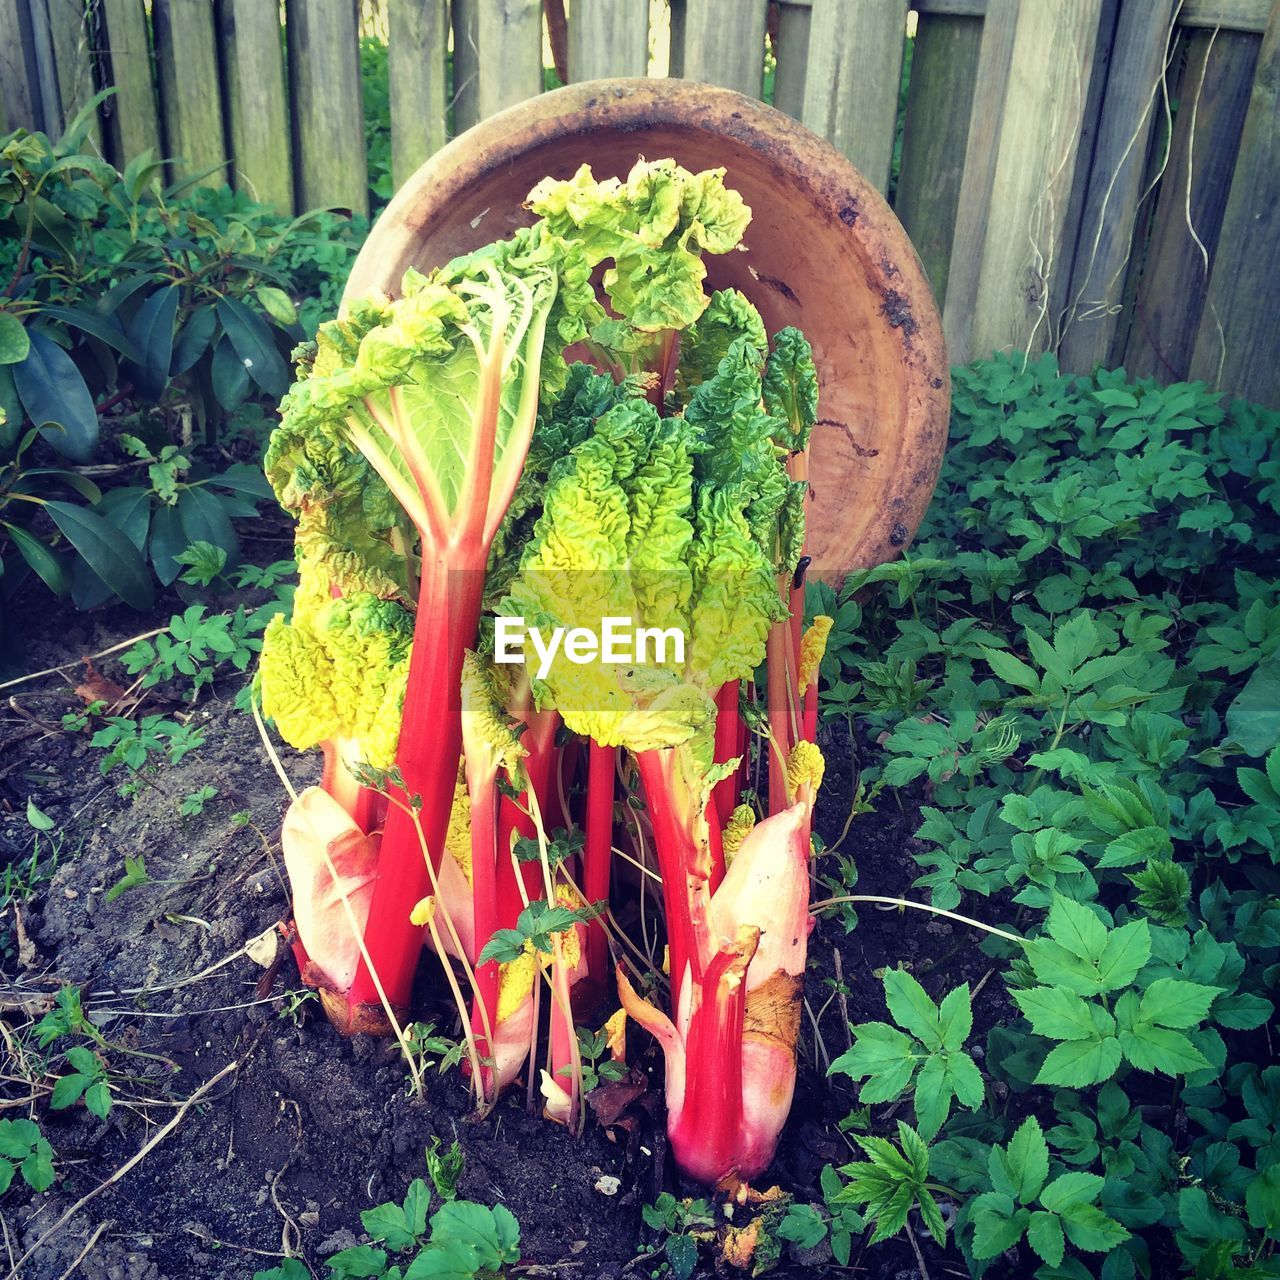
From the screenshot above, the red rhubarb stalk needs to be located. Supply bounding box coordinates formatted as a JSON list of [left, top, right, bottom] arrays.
[[583, 739, 616, 987], [712, 681, 742, 827]]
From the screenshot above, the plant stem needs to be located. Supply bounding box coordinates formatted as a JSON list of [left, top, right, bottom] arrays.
[[808, 894, 1024, 944]]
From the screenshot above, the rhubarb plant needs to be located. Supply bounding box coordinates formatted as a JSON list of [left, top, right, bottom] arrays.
[[260, 158, 758, 1039], [257, 154, 836, 1183]]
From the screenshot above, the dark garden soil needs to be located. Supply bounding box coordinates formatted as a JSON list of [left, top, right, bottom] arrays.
[[0, 582, 1013, 1280]]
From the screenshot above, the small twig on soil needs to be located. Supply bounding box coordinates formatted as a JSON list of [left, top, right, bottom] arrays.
[[69, 785, 110, 824], [0, 1212, 14, 1272], [803, 995, 831, 1073], [5, 696, 58, 733], [85, 993, 291, 1021], [0, 629, 167, 693], [906, 1222, 932, 1280], [53, 1219, 112, 1280], [3, 1055, 246, 1280], [269, 1098, 305, 1260], [833, 948, 853, 1052], [101, 938, 276, 998], [620, 1249, 663, 1275], [970, 967, 997, 1002], [181, 1224, 296, 1260]]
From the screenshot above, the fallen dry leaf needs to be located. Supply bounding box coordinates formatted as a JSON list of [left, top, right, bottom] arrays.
[[75, 660, 127, 708], [246, 924, 280, 969], [12, 905, 36, 969], [586, 1068, 648, 1127]]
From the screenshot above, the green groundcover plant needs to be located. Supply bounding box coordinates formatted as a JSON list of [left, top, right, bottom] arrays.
[[803, 355, 1279, 1279]]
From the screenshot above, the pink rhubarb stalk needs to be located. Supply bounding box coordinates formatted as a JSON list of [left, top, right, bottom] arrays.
[[339, 285, 551, 1028], [617, 797, 812, 1185]]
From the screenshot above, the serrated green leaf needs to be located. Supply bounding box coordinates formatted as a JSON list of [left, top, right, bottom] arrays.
[[937, 983, 973, 1050], [362, 1200, 416, 1250], [1013, 987, 1106, 1040], [50, 1073, 87, 1110], [22, 1140, 55, 1192], [829, 1023, 917, 1103], [325, 1245, 388, 1278], [1118, 1023, 1210, 1076], [1098, 826, 1172, 868], [1045, 895, 1108, 962], [970, 1192, 1028, 1259], [1027, 1209, 1066, 1266], [64, 1046, 98, 1074], [83, 1080, 111, 1119], [1095, 919, 1151, 992], [1036, 1035, 1122, 1087], [917, 1188, 947, 1246], [982, 646, 1041, 692], [946, 1051, 986, 1112], [883, 968, 943, 1049], [1138, 978, 1221, 1029], [1245, 1165, 1280, 1234], [990, 1115, 1049, 1204], [896, 1122, 930, 1179], [913, 1056, 950, 1139], [1057, 1202, 1130, 1252], [1040, 1171, 1104, 1212]]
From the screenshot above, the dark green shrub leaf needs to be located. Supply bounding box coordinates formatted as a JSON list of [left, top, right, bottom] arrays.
[[12, 329, 99, 462], [0, 312, 29, 364], [216, 296, 288, 398], [46, 500, 153, 609]]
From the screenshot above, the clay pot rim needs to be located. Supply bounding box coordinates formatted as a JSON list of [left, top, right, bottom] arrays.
[[344, 78, 950, 579]]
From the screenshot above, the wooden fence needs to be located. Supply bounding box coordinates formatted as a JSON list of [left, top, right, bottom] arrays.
[[2, 0, 1278, 406]]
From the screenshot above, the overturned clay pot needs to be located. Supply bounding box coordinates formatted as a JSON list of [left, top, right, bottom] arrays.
[[344, 77, 950, 580]]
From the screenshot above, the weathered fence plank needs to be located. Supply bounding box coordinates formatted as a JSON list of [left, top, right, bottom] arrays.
[[913, 0, 1270, 27], [1190, 0, 1280, 403], [947, 0, 1106, 362], [668, 0, 685, 77], [1180, 0, 1270, 31], [894, 12, 983, 304], [800, 0, 907, 195], [771, 0, 811, 120], [219, 0, 293, 211], [1124, 30, 1258, 381], [389, 0, 449, 186], [452, 0, 481, 134], [152, 0, 226, 187], [45, 0, 101, 146], [1044, 0, 1118, 353], [0, 0, 42, 134], [26, 0, 63, 138], [678, 0, 767, 96], [98, 0, 162, 165], [1059, 0, 1179, 370], [287, 0, 368, 215], [941, 0, 1019, 360], [476, 0, 544, 120], [568, 0, 649, 81]]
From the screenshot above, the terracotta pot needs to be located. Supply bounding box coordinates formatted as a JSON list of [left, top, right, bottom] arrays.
[[344, 78, 949, 578]]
